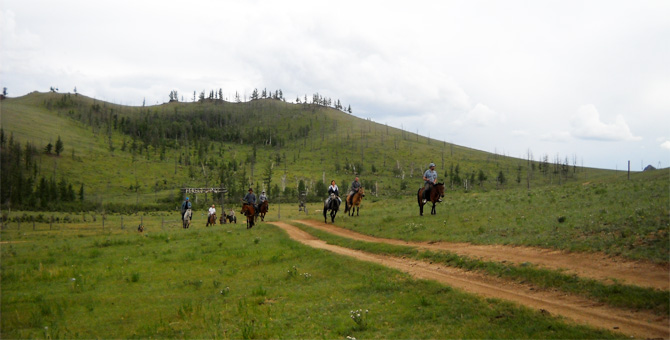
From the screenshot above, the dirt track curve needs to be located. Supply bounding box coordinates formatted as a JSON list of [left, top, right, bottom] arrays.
[[267, 220, 670, 339], [293, 219, 669, 290]]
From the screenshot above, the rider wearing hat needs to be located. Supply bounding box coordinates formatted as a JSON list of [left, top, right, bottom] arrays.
[[422, 163, 439, 204], [243, 188, 256, 206], [181, 197, 192, 220], [243, 187, 258, 215]]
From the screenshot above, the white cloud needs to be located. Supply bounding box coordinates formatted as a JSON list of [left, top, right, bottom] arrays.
[[464, 103, 504, 127], [540, 131, 572, 143], [660, 141, 670, 150], [570, 105, 642, 142]]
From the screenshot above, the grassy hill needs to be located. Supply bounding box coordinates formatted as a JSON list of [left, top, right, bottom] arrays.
[[0, 91, 630, 211], [1, 91, 668, 339]]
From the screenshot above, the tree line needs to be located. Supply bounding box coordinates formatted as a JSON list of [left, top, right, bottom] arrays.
[[0, 129, 86, 210]]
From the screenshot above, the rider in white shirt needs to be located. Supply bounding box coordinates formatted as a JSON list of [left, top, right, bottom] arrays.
[[208, 204, 216, 216]]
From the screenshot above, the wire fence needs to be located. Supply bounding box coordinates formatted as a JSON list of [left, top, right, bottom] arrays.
[[0, 211, 241, 233]]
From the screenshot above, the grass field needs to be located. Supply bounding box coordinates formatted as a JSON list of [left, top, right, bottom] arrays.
[[333, 169, 669, 263], [1, 216, 624, 339]]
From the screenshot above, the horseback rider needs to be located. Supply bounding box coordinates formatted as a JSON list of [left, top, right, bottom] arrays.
[[244, 187, 256, 205], [347, 177, 361, 205], [181, 197, 192, 220], [258, 190, 268, 216], [325, 180, 342, 207], [422, 163, 441, 204], [208, 204, 216, 217], [243, 187, 258, 215]]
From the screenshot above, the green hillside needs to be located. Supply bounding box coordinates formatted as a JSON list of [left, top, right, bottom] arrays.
[[1, 91, 619, 211]]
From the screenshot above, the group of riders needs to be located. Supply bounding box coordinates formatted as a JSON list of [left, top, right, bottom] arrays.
[[324, 176, 362, 208], [181, 162, 442, 222], [325, 162, 442, 208], [180, 188, 268, 223]]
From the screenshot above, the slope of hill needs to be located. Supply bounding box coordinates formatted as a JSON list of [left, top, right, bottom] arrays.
[[1, 91, 619, 211]]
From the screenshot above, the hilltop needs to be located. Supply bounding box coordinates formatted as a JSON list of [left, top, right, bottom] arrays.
[[1, 91, 618, 211]]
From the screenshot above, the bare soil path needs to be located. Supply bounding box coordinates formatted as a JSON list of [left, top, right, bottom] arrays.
[[268, 221, 670, 339], [295, 219, 670, 290]]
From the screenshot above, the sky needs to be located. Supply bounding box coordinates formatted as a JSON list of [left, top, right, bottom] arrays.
[[1, 0, 669, 170]]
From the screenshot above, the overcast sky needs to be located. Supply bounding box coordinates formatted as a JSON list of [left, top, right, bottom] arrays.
[[2, 0, 669, 170]]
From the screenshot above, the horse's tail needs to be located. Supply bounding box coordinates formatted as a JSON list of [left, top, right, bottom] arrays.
[[417, 188, 422, 204]]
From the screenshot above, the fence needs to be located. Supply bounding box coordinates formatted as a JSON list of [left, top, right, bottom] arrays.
[[0, 212, 213, 233]]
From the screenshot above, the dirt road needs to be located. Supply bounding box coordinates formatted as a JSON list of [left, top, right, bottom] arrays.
[[268, 220, 669, 339], [294, 219, 669, 290]]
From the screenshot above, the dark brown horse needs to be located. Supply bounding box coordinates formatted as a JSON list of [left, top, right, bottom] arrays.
[[323, 193, 340, 223], [206, 213, 217, 227], [417, 182, 445, 216], [345, 187, 365, 216], [259, 201, 269, 221], [241, 204, 255, 229]]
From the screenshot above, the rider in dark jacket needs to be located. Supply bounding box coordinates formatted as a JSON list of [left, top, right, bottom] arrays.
[[347, 177, 361, 205], [181, 197, 192, 220], [243, 188, 258, 215], [325, 180, 341, 206]]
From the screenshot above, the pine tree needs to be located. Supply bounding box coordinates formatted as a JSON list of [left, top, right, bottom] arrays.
[[55, 136, 64, 156]]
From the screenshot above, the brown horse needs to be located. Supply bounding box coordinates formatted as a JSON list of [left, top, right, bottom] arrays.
[[417, 182, 445, 216], [345, 187, 365, 216], [259, 201, 269, 221], [241, 204, 255, 229], [206, 213, 217, 226], [219, 213, 226, 224]]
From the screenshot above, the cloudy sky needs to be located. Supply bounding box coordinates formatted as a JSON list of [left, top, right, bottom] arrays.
[[2, 0, 668, 170]]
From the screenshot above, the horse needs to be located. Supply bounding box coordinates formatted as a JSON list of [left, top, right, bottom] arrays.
[[259, 201, 269, 221], [221, 211, 237, 224], [323, 193, 340, 223], [206, 213, 217, 227], [241, 204, 255, 229], [417, 182, 445, 216], [345, 187, 365, 216], [182, 209, 192, 228]]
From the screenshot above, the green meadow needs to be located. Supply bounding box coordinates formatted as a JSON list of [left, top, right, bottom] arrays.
[[1, 218, 622, 339], [333, 169, 669, 263]]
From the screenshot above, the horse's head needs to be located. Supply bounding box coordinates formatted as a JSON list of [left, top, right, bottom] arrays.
[[359, 187, 365, 197], [434, 182, 445, 198]]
